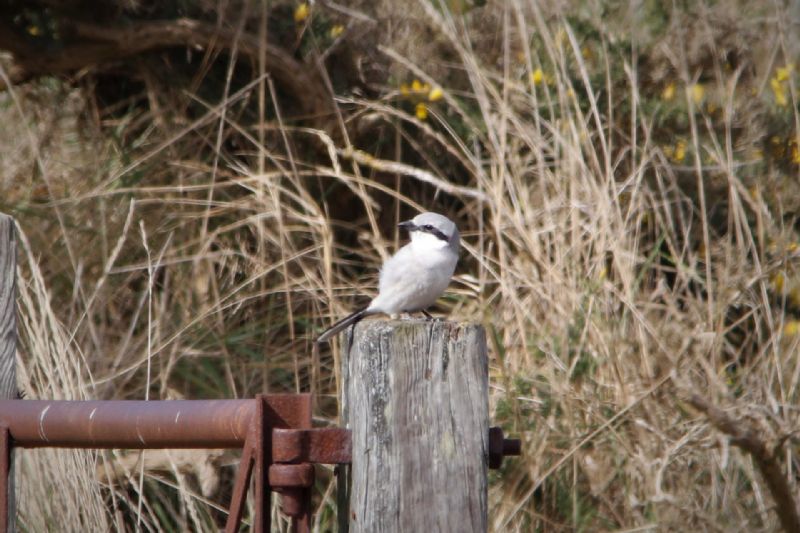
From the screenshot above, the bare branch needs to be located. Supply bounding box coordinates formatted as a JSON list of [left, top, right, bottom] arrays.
[[340, 148, 489, 203], [687, 393, 800, 533], [0, 17, 334, 126]]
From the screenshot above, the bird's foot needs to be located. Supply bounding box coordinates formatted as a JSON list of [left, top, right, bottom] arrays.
[[421, 309, 435, 320]]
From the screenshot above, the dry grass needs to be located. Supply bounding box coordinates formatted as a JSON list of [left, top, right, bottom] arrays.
[[2, 0, 800, 531]]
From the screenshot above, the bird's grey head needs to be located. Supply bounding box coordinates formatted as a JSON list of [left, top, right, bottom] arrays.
[[399, 212, 460, 251]]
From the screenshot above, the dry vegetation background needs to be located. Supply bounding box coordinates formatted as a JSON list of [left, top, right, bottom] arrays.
[[2, 0, 800, 531]]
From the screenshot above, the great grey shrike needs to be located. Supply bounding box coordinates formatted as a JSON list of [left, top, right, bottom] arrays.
[[317, 212, 459, 343]]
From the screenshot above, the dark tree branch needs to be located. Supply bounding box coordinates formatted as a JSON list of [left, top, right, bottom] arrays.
[[687, 393, 800, 533], [0, 17, 334, 126]]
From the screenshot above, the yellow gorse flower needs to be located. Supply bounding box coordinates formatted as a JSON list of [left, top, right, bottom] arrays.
[[663, 140, 687, 163], [771, 78, 788, 107], [690, 83, 705, 104], [399, 80, 440, 114], [784, 320, 800, 337], [530, 68, 544, 86], [771, 64, 793, 107], [661, 82, 676, 101], [673, 139, 687, 162], [776, 64, 794, 82], [402, 79, 431, 96], [772, 271, 786, 293], [330, 25, 344, 38], [294, 3, 310, 23], [400, 79, 434, 95]]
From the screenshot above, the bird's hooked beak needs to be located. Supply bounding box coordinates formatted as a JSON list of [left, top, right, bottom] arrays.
[[398, 220, 417, 231]]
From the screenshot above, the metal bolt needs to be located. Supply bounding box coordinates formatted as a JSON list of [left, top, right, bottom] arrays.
[[488, 426, 521, 469]]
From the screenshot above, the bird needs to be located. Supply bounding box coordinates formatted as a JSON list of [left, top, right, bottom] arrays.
[[317, 212, 460, 343]]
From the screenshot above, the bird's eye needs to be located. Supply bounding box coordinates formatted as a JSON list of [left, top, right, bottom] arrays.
[[424, 224, 434, 231]]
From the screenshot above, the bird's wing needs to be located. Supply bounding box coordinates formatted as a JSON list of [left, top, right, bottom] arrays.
[[366, 245, 422, 312], [377, 244, 416, 295]]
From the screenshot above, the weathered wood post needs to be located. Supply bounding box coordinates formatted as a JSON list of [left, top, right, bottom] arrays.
[[0, 214, 16, 533], [339, 320, 488, 532]]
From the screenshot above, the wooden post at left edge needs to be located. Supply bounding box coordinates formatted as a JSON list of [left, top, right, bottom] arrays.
[[0, 214, 16, 533]]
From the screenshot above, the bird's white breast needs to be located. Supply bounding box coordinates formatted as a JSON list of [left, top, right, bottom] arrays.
[[368, 235, 458, 314]]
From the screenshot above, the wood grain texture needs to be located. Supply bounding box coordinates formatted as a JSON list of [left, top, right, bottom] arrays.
[[0, 215, 16, 399], [0, 213, 16, 533], [341, 320, 488, 532]]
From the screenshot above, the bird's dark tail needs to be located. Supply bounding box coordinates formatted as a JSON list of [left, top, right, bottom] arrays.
[[317, 307, 371, 343]]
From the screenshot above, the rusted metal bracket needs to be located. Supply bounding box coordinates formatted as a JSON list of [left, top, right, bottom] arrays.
[[233, 395, 353, 533], [273, 428, 353, 464], [224, 428, 351, 532], [0, 394, 352, 533]]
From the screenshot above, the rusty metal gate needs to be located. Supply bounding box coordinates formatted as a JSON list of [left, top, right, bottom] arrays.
[[0, 395, 518, 532], [0, 394, 351, 533]]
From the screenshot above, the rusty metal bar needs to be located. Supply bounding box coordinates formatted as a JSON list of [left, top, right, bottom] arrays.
[[0, 395, 317, 449], [272, 394, 312, 533], [297, 395, 313, 533], [0, 395, 351, 533], [224, 436, 255, 533], [253, 395, 270, 533], [0, 400, 252, 448]]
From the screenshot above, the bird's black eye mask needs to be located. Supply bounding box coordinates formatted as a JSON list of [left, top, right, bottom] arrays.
[[416, 224, 449, 242], [398, 220, 450, 242]]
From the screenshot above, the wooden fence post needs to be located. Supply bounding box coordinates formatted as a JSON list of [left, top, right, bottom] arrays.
[[340, 320, 488, 532], [0, 214, 16, 533]]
